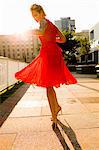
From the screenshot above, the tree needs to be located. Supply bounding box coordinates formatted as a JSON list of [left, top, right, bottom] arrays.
[[76, 37, 91, 64], [56, 31, 80, 64], [79, 37, 90, 55]]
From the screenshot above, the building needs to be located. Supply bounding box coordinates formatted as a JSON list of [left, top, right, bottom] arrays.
[[88, 22, 99, 64], [77, 22, 99, 64], [0, 31, 40, 63], [54, 17, 76, 32], [89, 22, 99, 50]]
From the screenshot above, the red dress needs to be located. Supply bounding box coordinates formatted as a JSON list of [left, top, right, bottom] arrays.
[[15, 19, 77, 88]]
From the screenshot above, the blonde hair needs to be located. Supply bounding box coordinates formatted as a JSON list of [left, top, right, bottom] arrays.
[[30, 4, 46, 16]]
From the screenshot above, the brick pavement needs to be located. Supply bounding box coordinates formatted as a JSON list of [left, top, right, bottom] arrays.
[[0, 74, 99, 150]]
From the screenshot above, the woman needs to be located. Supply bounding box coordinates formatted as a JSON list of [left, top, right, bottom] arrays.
[[15, 4, 77, 129]]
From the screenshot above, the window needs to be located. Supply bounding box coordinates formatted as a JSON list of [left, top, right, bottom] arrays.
[[81, 55, 85, 61], [90, 30, 94, 40], [88, 53, 92, 60]]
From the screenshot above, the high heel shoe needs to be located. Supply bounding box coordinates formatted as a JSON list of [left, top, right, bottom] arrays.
[[51, 106, 62, 121], [56, 106, 62, 116]]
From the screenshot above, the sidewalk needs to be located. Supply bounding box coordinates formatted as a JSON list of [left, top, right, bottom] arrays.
[[0, 74, 99, 150]]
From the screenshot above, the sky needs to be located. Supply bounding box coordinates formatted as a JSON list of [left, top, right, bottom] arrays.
[[0, 0, 99, 35]]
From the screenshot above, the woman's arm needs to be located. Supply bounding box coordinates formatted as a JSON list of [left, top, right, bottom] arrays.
[[32, 18, 48, 36], [32, 29, 42, 36], [56, 29, 66, 43]]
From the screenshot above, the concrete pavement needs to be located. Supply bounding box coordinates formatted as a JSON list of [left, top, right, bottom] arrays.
[[0, 73, 99, 150]]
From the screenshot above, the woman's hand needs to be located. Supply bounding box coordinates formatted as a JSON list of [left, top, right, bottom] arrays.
[[32, 29, 41, 35], [56, 30, 66, 43]]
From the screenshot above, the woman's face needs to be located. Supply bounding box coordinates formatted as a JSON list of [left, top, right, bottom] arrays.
[[32, 10, 43, 22]]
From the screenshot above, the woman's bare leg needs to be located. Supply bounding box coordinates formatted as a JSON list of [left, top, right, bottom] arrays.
[[46, 87, 61, 121]]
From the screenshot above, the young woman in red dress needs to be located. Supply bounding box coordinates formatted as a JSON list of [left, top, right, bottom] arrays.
[[15, 4, 77, 129]]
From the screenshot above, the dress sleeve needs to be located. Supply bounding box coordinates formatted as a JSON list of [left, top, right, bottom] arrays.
[[39, 18, 47, 32]]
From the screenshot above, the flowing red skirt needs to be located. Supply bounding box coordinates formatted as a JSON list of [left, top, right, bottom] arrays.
[[15, 43, 77, 88]]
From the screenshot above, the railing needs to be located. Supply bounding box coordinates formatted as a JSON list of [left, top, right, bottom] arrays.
[[0, 56, 28, 92], [76, 64, 96, 74]]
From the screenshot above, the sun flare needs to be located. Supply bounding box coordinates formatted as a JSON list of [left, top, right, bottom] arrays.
[[0, 0, 99, 35], [0, 0, 38, 35]]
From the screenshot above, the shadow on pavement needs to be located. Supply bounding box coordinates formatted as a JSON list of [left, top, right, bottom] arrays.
[[52, 119, 82, 150], [0, 83, 30, 127]]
